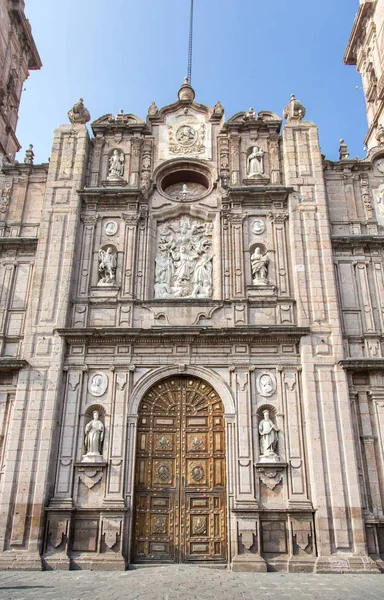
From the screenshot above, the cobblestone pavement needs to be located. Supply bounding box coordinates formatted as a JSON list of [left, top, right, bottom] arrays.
[[0, 566, 382, 600]]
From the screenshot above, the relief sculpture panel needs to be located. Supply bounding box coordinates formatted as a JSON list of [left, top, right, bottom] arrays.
[[154, 216, 213, 299]]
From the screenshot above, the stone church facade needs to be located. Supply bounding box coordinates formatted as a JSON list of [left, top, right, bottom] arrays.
[[0, 0, 384, 573]]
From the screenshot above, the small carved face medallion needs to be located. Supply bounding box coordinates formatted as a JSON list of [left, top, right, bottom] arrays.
[[257, 372, 276, 397], [251, 219, 265, 235], [88, 372, 108, 397], [105, 220, 118, 236], [176, 125, 197, 146], [191, 465, 205, 482], [375, 158, 384, 174]]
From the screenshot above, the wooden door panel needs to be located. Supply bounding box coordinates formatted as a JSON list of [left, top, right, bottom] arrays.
[[133, 376, 226, 564]]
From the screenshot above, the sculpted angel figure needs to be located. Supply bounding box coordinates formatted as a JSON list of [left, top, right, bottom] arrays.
[[251, 247, 269, 284], [154, 247, 174, 298], [192, 245, 213, 298], [84, 411, 104, 456], [108, 150, 124, 180], [259, 410, 279, 459], [98, 246, 117, 285], [247, 146, 264, 176]]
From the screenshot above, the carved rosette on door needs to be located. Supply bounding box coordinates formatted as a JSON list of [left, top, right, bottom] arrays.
[[133, 376, 227, 564]]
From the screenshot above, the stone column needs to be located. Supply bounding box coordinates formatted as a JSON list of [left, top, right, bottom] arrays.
[[121, 213, 139, 300], [0, 122, 90, 569], [282, 110, 377, 572]]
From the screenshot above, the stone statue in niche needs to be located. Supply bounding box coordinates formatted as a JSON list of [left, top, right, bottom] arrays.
[[247, 146, 264, 177], [251, 247, 269, 285], [107, 150, 125, 181], [154, 216, 213, 299], [83, 411, 104, 462], [98, 246, 117, 286], [258, 410, 280, 462]]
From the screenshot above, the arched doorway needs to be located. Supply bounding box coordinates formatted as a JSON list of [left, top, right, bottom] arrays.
[[132, 375, 227, 564]]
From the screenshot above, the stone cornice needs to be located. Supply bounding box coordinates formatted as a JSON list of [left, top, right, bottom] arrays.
[[332, 235, 384, 247], [323, 160, 371, 172], [340, 358, 384, 371], [8, 1, 42, 70], [0, 358, 28, 371], [344, 2, 376, 65], [0, 237, 38, 247], [56, 326, 309, 346]]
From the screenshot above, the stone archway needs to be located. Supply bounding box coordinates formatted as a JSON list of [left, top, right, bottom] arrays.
[[131, 375, 227, 564]]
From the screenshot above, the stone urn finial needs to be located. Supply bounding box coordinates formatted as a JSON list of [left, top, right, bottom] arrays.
[[283, 93, 306, 122], [178, 77, 195, 102], [68, 98, 91, 124]]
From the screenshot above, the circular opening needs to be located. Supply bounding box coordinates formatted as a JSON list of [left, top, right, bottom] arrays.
[[160, 168, 210, 200]]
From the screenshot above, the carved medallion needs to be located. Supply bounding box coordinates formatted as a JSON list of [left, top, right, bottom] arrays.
[[257, 372, 276, 397], [88, 372, 108, 397], [105, 220, 118, 236], [375, 158, 384, 174], [191, 464, 205, 482], [156, 464, 171, 482], [168, 124, 205, 155], [152, 516, 167, 535], [176, 125, 197, 146], [251, 219, 265, 235], [192, 517, 207, 535], [191, 436, 204, 451]]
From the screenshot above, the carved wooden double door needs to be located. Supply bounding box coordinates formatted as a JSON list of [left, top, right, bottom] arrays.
[[133, 376, 227, 563]]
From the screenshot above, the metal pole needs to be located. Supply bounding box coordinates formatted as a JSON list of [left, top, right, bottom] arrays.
[[187, 0, 194, 84]]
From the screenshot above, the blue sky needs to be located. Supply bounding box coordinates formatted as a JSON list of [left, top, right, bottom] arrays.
[[18, 0, 365, 164]]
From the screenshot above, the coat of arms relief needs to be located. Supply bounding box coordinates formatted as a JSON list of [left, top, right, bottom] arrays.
[[168, 123, 206, 155]]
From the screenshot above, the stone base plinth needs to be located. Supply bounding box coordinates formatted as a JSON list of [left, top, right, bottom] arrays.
[[70, 555, 126, 571], [315, 555, 381, 574], [0, 551, 43, 570], [287, 556, 316, 573], [42, 554, 70, 571], [81, 453, 105, 463], [101, 179, 127, 187], [232, 554, 267, 572]]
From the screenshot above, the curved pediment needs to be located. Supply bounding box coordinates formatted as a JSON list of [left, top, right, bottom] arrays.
[[91, 112, 146, 134]]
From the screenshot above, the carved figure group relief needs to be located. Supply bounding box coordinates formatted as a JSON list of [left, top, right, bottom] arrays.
[[247, 146, 264, 177], [154, 216, 213, 299], [83, 411, 104, 462], [98, 245, 117, 286], [258, 409, 280, 463], [168, 123, 205, 155], [107, 150, 125, 181], [251, 246, 269, 285]]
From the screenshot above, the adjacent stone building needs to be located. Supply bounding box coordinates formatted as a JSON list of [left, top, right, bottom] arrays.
[[0, 1, 384, 574], [0, 0, 41, 162]]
